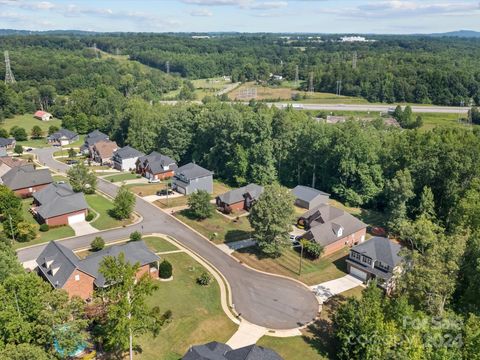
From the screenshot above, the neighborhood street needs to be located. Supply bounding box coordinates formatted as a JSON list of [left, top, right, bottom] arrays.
[[17, 147, 319, 330]]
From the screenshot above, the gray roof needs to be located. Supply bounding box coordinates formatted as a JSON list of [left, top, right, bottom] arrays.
[[175, 163, 212, 181], [351, 237, 402, 269], [182, 342, 283, 360], [84, 130, 108, 147], [33, 183, 88, 219], [48, 128, 78, 141], [138, 151, 177, 173], [0, 149, 7, 157], [36, 241, 91, 289], [292, 185, 330, 204], [79, 241, 160, 287], [1, 164, 52, 190], [302, 204, 367, 247], [0, 138, 15, 147], [113, 145, 145, 160], [217, 184, 264, 205]]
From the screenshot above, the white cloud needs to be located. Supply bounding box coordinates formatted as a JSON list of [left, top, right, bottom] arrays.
[[190, 8, 214, 16], [249, 1, 287, 10], [181, 0, 288, 10]]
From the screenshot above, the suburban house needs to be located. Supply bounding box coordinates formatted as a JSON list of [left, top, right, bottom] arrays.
[[346, 237, 403, 293], [90, 140, 118, 165], [182, 342, 283, 360], [292, 185, 330, 209], [299, 203, 367, 256], [80, 129, 109, 154], [112, 146, 145, 171], [0, 137, 16, 150], [136, 151, 178, 180], [36, 240, 160, 300], [172, 163, 213, 195], [0, 156, 26, 179], [31, 183, 89, 226], [47, 128, 79, 146], [216, 183, 263, 213], [34, 110, 53, 121], [1, 164, 53, 197]]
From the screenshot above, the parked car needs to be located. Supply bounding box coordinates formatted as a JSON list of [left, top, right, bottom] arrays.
[[148, 178, 160, 183], [156, 189, 174, 196], [66, 160, 78, 165], [25, 147, 33, 152], [289, 234, 300, 246]]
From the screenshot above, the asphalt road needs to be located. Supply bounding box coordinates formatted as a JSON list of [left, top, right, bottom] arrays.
[[17, 148, 319, 330]]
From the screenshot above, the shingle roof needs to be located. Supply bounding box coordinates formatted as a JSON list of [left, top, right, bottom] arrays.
[[217, 184, 264, 205], [351, 237, 402, 269], [1, 164, 52, 190], [0, 156, 26, 168], [113, 145, 145, 160], [79, 241, 160, 287], [138, 151, 177, 174], [182, 343, 283, 360], [33, 183, 88, 219], [175, 163, 212, 181], [93, 140, 118, 159], [0, 137, 15, 147], [84, 130, 109, 147], [292, 185, 330, 203], [48, 128, 78, 141]]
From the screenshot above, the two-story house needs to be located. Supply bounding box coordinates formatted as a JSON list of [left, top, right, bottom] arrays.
[[112, 146, 145, 171], [346, 236, 403, 294], [172, 163, 213, 195], [136, 151, 178, 180]]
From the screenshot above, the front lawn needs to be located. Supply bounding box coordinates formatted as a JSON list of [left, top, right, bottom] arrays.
[[233, 246, 349, 286], [85, 193, 133, 230], [175, 210, 252, 244], [136, 252, 237, 359], [144, 236, 180, 253], [104, 172, 140, 182]]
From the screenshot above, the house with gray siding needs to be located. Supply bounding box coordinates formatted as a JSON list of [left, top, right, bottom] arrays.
[[172, 163, 213, 195], [292, 185, 330, 209], [112, 146, 145, 171]]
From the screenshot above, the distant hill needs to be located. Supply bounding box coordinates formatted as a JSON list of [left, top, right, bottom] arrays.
[[428, 30, 480, 38], [0, 29, 99, 36]]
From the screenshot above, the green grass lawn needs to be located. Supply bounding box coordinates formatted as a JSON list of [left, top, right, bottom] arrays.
[[52, 175, 69, 182], [129, 183, 167, 196], [1, 113, 62, 133], [175, 210, 252, 244], [233, 246, 349, 286], [328, 199, 387, 229], [418, 112, 472, 131], [136, 252, 237, 359], [104, 172, 141, 182], [85, 193, 132, 230], [144, 236, 180, 253]]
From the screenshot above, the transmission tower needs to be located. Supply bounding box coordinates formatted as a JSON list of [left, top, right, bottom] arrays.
[[294, 65, 299, 86], [308, 72, 314, 93], [93, 43, 99, 59], [336, 80, 342, 96], [4, 51, 15, 84], [352, 51, 357, 69], [166, 61, 170, 74]]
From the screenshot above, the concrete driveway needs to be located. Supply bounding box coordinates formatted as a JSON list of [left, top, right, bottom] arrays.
[[70, 221, 98, 236], [311, 275, 364, 304]]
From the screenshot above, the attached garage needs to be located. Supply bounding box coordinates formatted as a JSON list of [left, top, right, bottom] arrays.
[[349, 266, 368, 281], [68, 212, 86, 225]]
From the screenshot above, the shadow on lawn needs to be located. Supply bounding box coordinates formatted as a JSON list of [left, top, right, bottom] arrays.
[[225, 229, 252, 243]]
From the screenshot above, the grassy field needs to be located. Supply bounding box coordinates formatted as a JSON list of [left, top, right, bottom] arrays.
[[136, 252, 237, 359], [1, 113, 62, 133], [175, 210, 252, 244], [233, 246, 349, 286], [129, 183, 167, 196], [328, 199, 386, 229], [103, 172, 140, 182], [144, 236, 180, 253], [85, 193, 133, 230]]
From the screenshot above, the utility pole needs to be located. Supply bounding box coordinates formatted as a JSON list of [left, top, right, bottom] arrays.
[[336, 80, 342, 96], [308, 72, 314, 93], [4, 51, 15, 84], [294, 65, 299, 87], [352, 51, 357, 69], [166, 61, 170, 74]]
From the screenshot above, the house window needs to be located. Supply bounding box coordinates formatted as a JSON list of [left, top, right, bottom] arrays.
[[375, 261, 390, 272], [362, 256, 372, 265], [75, 274, 80, 281], [350, 251, 361, 261]]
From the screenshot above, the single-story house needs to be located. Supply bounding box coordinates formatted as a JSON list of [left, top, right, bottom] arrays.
[[216, 183, 263, 213], [182, 342, 283, 360], [80, 129, 109, 154], [112, 146, 145, 171], [292, 185, 330, 210], [47, 128, 79, 146], [36, 240, 160, 300], [0, 137, 16, 150], [136, 151, 177, 180], [1, 164, 53, 197], [346, 237, 403, 293], [0, 156, 26, 180], [34, 110, 53, 121], [172, 163, 213, 195], [299, 203, 367, 257], [31, 183, 88, 226], [90, 140, 118, 165]]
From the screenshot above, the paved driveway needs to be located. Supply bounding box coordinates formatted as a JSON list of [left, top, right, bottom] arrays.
[[310, 275, 364, 304], [70, 221, 98, 236], [17, 148, 319, 330]]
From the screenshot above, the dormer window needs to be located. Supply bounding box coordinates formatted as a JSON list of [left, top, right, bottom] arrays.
[[50, 266, 60, 276], [45, 259, 54, 268]]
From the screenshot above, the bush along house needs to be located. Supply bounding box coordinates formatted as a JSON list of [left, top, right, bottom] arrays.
[[216, 183, 263, 214]]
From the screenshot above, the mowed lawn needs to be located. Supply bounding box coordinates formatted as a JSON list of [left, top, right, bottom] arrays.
[[136, 252, 237, 360], [233, 246, 349, 286], [85, 193, 133, 230], [1, 113, 62, 133], [103, 172, 140, 182], [144, 236, 180, 253]]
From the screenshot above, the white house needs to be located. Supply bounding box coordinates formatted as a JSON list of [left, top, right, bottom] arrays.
[[34, 110, 53, 121], [112, 146, 145, 171]]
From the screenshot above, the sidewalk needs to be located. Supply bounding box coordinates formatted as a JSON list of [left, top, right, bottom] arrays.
[[310, 275, 364, 304], [226, 321, 266, 349], [217, 239, 256, 255]]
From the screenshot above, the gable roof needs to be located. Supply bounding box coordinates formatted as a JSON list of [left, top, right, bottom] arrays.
[[0, 137, 15, 147], [351, 237, 403, 268], [48, 128, 78, 141], [33, 182, 88, 219], [175, 163, 212, 181], [217, 184, 264, 205], [92, 140, 118, 159], [34, 110, 52, 117], [0, 156, 26, 168], [1, 164, 52, 190], [113, 145, 145, 160], [84, 130, 109, 147], [182, 342, 283, 360], [138, 151, 177, 173], [292, 185, 330, 204]]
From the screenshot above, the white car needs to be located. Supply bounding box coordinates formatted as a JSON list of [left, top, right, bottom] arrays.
[[148, 178, 160, 183]]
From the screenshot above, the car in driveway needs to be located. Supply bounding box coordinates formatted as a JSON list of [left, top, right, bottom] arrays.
[[156, 189, 174, 196], [290, 234, 300, 246]]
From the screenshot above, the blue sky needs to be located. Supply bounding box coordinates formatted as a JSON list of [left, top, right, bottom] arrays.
[[0, 0, 479, 33]]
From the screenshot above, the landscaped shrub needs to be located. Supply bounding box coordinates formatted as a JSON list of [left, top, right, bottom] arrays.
[[39, 223, 49, 232], [197, 271, 212, 286], [301, 239, 324, 259], [90, 236, 105, 251], [130, 231, 142, 241], [85, 212, 94, 221], [159, 260, 173, 279]]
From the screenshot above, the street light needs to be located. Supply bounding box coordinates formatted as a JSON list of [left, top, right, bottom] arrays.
[[292, 240, 304, 276]]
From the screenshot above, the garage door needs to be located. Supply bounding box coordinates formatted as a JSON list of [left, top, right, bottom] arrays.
[[349, 266, 368, 281], [68, 212, 85, 225]]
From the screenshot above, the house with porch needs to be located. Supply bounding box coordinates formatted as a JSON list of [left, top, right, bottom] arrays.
[[36, 240, 160, 300], [112, 146, 145, 171], [216, 183, 263, 213], [47, 128, 79, 146], [136, 151, 177, 180], [172, 163, 213, 195], [1, 164, 53, 197], [346, 237, 403, 293]]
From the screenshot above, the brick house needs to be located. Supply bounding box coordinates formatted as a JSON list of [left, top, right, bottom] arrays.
[[0, 156, 26, 179], [80, 129, 109, 154], [299, 203, 367, 257], [31, 183, 89, 226], [172, 163, 213, 195], [90, 140, 118, 165], [36, 241, 160, 300], [136, 151, 178, 180], [216, 183, 263, 213], [1, 164, 53, 197]]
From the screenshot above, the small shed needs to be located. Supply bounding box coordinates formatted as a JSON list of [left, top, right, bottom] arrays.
[[34, 110, 53, 121]]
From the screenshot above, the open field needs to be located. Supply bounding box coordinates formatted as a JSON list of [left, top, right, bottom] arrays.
[[136, 252, 237, 360], [0, 113, 62, 133], [85, 193, 133, 230]]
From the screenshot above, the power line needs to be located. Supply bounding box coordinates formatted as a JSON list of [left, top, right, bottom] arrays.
[[4, 51, 15, 84]]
